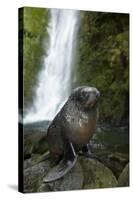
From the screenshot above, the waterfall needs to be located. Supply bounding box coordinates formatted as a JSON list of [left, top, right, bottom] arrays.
[[24, 9, 79, 123]]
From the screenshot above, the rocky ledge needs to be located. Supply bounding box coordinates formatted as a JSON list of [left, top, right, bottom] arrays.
[[23, 131, 129, 193]]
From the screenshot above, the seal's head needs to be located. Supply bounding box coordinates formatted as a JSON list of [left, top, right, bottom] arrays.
[[70, 86, 100, 110]]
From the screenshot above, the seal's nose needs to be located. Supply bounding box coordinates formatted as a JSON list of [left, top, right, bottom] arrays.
[[96, 91, 100, 98]]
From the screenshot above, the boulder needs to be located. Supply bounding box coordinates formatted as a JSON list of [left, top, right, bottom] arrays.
[[79, 157, 118, 189], [118, 163, 129, 187], [24, 158, 83, 192], [24, 155, 118, 192], [24, 132, 48, 159], [24, 160, 50, 193], [38, 161, 84, 192]]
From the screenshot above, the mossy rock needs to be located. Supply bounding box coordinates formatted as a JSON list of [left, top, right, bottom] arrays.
[[24, 152, 50, 169], [24, 156, 119, 192], [79, 157, 118, 189], [33, 136, 48, 154], [38, 161, 84, 192], [24, 132, 48, 158], [24, 157, 83, 192], [118, 163, 129, 187], [24, 143, 33, 159], [24, 160, 50, 193]]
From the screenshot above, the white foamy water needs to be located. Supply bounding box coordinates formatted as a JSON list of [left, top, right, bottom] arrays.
[[24, 9, 79, 123]]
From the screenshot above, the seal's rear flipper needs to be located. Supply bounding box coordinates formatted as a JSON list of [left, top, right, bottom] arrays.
[[43, 143, 77, 183]]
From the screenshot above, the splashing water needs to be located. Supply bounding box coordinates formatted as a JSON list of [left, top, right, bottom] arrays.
[[24, 9, 79, 123]]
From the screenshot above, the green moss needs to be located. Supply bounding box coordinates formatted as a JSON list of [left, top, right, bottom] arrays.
[[77, 11, 129, 126], [79, 157, 118, 189], [19, 7, 49, 112], [118, 163, 129, 187]]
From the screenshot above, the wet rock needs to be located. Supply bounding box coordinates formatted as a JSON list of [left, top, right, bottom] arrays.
[[24, 155, 118, 192], [24, 132, 48, 158], [24, 160, 50, 193], [23, 123, 129, 192], [24, 152, 50, 169], [108, 152, 129, 164], [90, 151, 129, 179], [118, 163, 129, 187], [24, 158, 83, 192], [33, 136, 48, 154], [24, 158, 32, 169], [79, 157, 118, 189], [24, 143, 33, 159], [38, 161, 84, 192]]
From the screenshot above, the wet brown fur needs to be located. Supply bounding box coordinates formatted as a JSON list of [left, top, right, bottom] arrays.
[[47, 86, 100, 162]]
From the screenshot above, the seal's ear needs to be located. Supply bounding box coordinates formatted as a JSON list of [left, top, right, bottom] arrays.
[[74, 89, 85, 102], [69, 89, 82, 101]]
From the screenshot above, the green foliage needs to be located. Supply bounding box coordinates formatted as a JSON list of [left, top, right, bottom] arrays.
[[77, 11, 129, 125], [19, 8, 129, 126], [19, 7, 49, 111]]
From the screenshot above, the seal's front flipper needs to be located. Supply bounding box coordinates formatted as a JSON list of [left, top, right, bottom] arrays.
[[43, 143, 77, 183]]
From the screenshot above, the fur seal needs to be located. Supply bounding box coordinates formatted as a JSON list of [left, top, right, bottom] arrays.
[[43, 86, 100, 182]]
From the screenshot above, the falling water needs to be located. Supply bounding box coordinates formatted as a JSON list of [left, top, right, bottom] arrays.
[[24, 9, 79, 123]]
